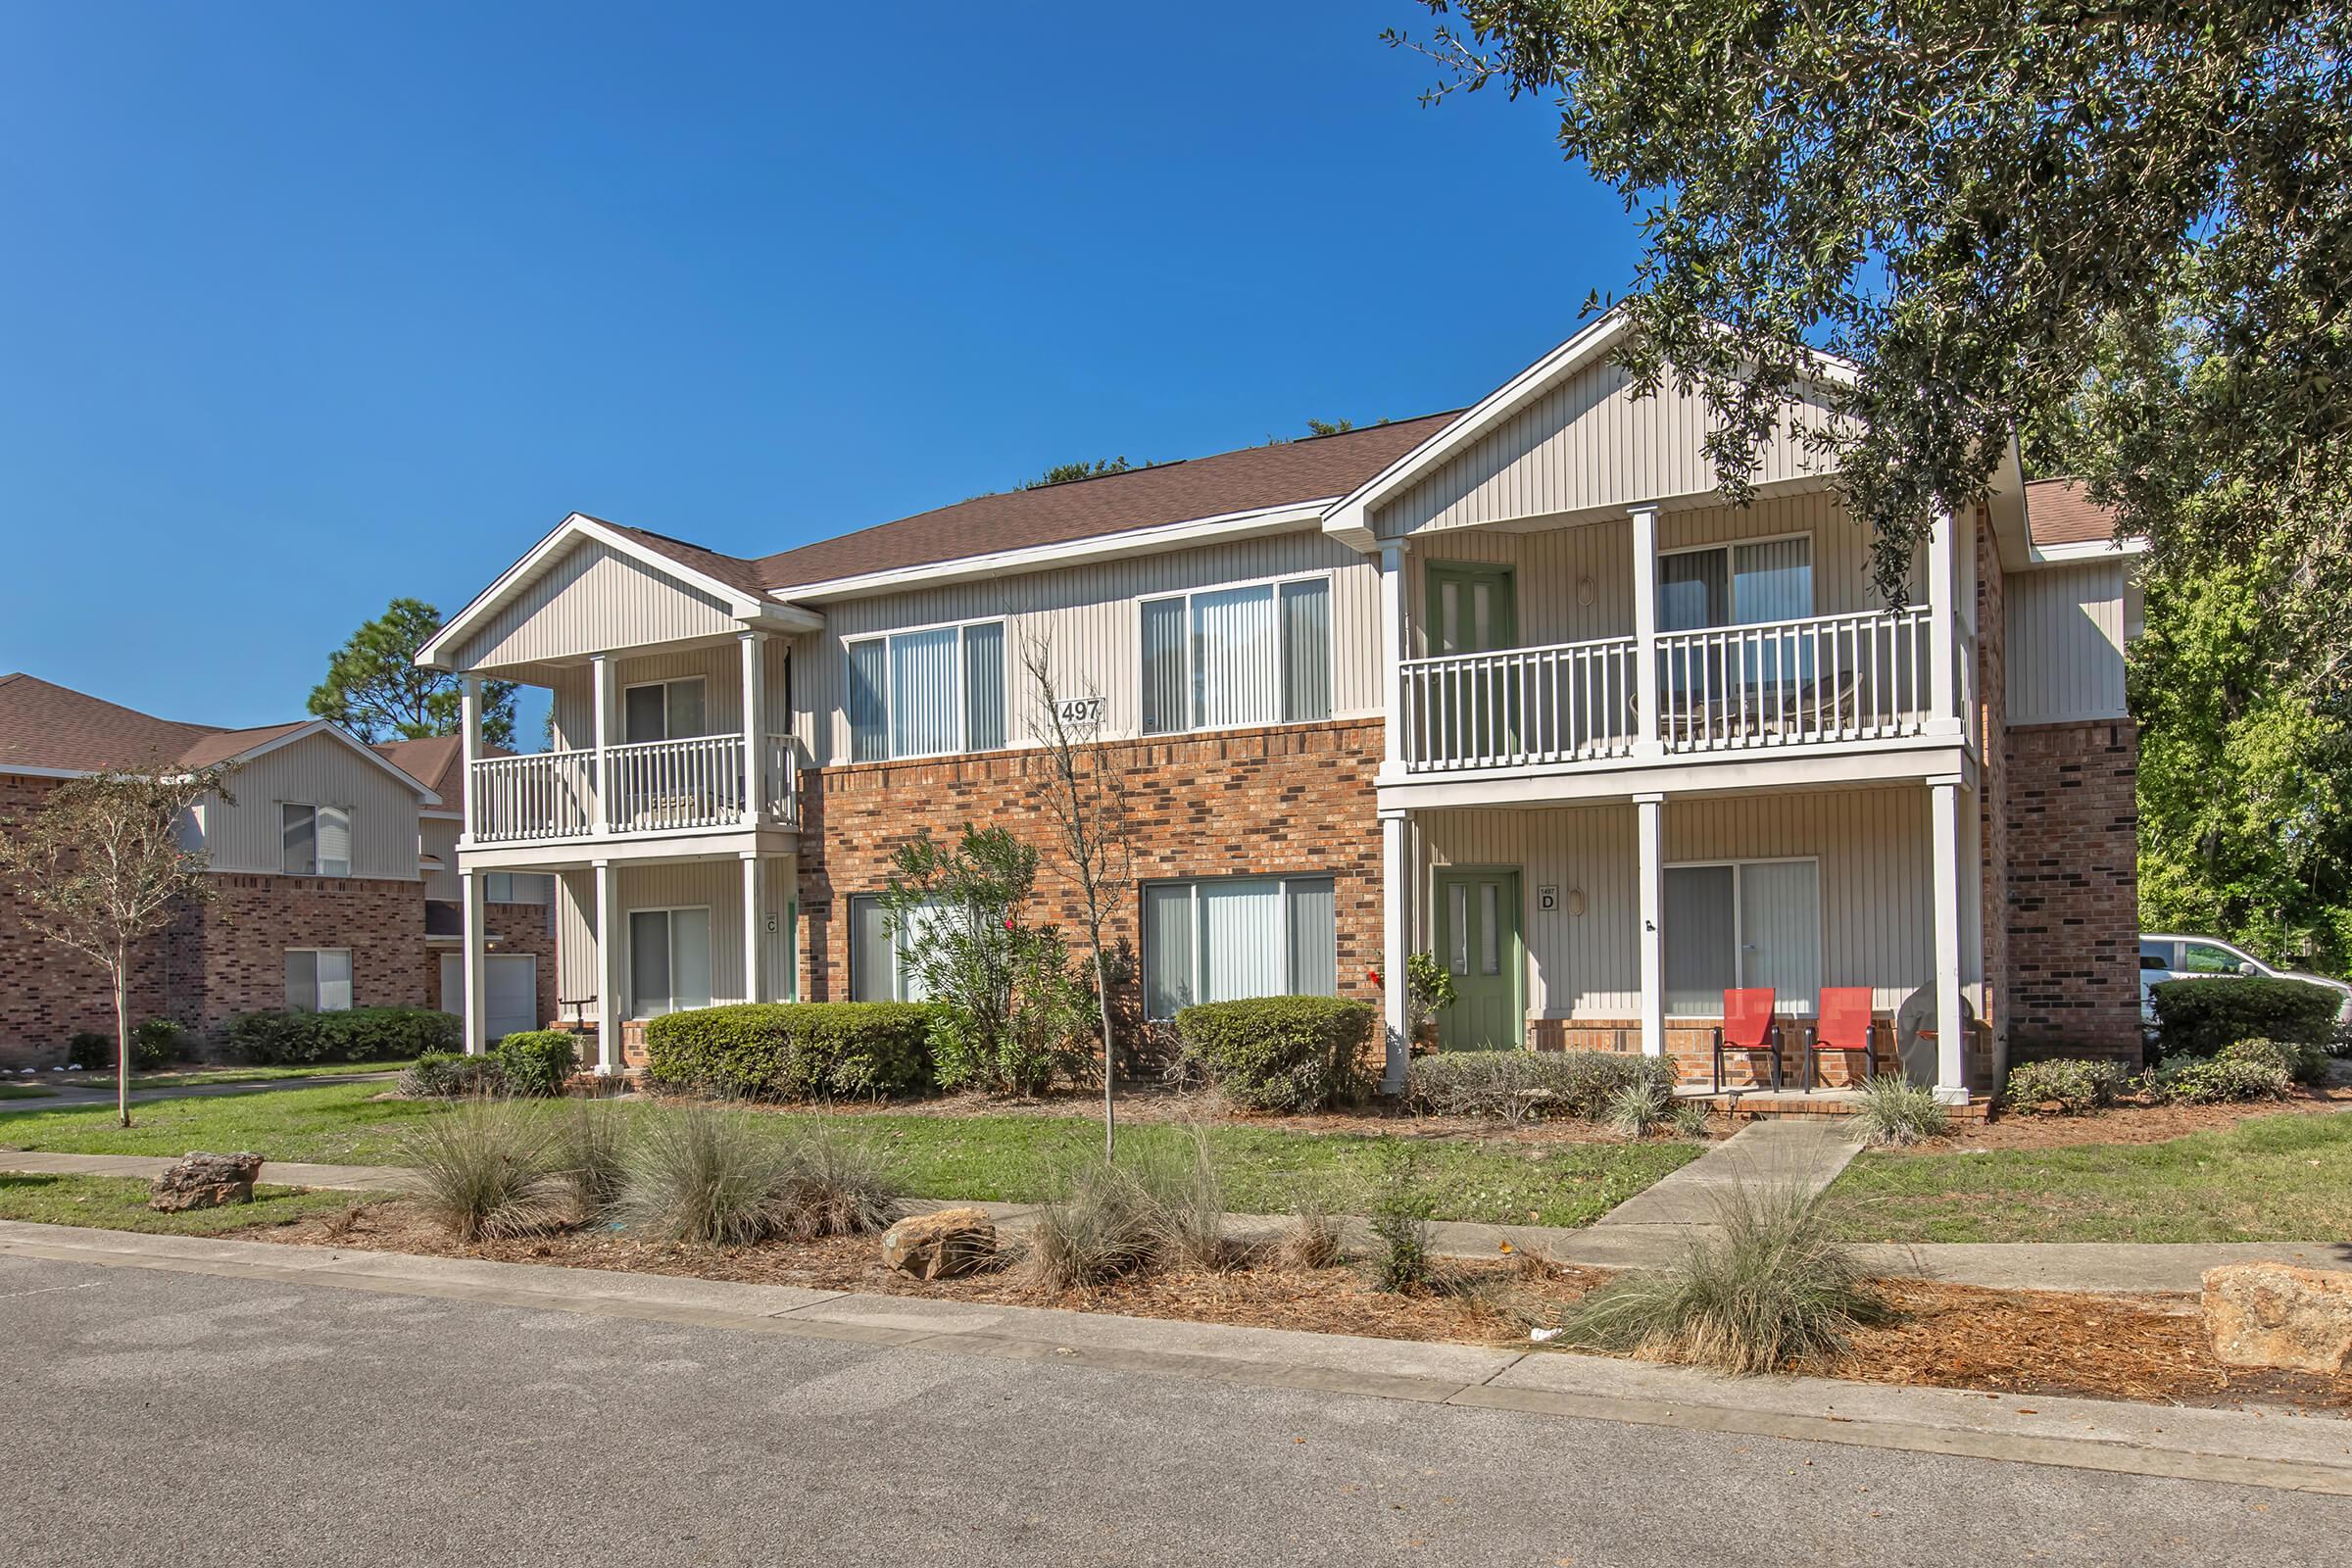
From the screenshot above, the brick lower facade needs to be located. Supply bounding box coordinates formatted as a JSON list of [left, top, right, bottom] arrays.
[[2003, 718, 2142, 1061], [424, 902, 562, 1034], [795, 719, 1387, 1021]]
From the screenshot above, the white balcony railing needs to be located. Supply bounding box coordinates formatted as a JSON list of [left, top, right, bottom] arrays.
[[1398, 607, 1938, 772], [469, 733, 800, 843], [1656, 606, 1933, 752], [1401, 635, 1641, 771]]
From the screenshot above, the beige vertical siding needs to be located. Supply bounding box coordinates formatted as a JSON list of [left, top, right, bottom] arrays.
[[1400, 490, 1907, 656], [2005, 560, 2129, 723], [795, 530, 1380, 765], [201, 733, 421, 880], [1373, 359, 1840, 537], [549, 644, 748, 752], [420, 817, 461, 899], [555, 856, 793, 1016], [453, 539, 743, 672], [1417, 786, 1940, 1020]]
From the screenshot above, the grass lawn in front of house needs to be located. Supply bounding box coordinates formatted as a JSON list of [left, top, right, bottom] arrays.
[[0, 1082, 438, 1165], [0, 1173, 363, 1235], [1819, 1108, 2352, 1243], [69, 1059, 418, 1091], [0, 1084, 1700, 1228], [0, 1084, 58, 1100]]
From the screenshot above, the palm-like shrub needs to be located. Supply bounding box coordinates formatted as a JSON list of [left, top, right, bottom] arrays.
[[1604, 1077, 1670, 1136], [1559, 1184, 1887, 1374], [398, 1099, 568, 1244]]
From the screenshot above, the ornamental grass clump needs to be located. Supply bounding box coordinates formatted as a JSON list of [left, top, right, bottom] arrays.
[[552, 1096, 634, 1218], [1025, 1130, 1231, 1290], [1558, 1184, 1887, 1375], [1848, 1075, 1948, 1146], [398, 1098, 568, 1245], [615, 1104, 801, 1248], [1604, 1078, 1671, 1137], [775, 1126, 903, 1241]]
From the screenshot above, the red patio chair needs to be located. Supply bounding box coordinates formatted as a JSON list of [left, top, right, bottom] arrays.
[[1811, 987, 1876, 1091], [1712, 988, 1783, 1094]]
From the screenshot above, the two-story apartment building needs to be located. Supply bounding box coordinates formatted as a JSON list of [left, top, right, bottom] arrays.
[[419, 313, 2143, 1105]]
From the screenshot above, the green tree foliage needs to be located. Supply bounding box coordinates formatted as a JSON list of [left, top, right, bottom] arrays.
[[308, 597, 516, 746], [1392, 3, 2352, 673], [1025, 457, 1138, 489]]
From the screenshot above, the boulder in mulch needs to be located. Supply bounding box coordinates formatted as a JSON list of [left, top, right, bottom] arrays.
[[881, 1206, 997, 1279], [149, 1152, 266, 1212], [2201, 1262, 2352, 1374]]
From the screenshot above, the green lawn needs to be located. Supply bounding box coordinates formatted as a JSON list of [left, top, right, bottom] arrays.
[[1819, 1109, 2352, 1243], [0, 1082, 439, 1165], [0, 1084, 1698, 1228], [0, 1084, 57, 1101], [73, 1059, 416, 1091], [0, 1174, 362, 1235]]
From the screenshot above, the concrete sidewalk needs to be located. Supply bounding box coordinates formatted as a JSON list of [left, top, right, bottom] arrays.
[[5, 1149, 2345, 1294], [1592, 1117, 1865, 1229], [6, 1217, 2350, 1498]]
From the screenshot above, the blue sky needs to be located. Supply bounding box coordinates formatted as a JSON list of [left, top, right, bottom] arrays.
[[0, 2, 1642, 735]]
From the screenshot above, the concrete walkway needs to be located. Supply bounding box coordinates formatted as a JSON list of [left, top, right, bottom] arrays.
[[1592, 1116, 1865, 1229], [7, 1150, 2346, 1295], [8, 1218, 2352, 1501]]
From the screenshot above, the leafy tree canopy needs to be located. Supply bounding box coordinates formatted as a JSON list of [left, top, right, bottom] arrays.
[[308, 597, 516, 748], [1026, 457, 1140, 489], [1392, 2, 2352, 676]]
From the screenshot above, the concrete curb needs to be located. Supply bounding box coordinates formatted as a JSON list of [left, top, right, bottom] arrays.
[[4, 1218, 2349, 1495]]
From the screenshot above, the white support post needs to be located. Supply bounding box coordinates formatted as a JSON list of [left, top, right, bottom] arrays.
[[594, 858, 619, 1075], [459, 675, 482, 844], [740, 631, 765, 824], [460, 866, 487, 1056], [1927, 506, 1960, 734], [1378, 543, 1406, 771], [742, 852, 764, 1004], [1636, 792, 1665, 1058], [1631, 507, 1661, 757], [590, 653, 612, 835], [1380, 809, 1410, 1093], [1930, 776, 1967, 1102]]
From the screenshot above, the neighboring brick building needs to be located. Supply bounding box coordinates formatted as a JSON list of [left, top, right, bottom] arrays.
[[0, 674, 562, 1069]]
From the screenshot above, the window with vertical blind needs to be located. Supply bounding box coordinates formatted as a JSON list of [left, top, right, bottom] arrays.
[[847, 894, 952, 1003], [281, 804, 351, 877], [1140, 575, 1331, 735], [1663, 859, 1820, 1016], [1658, 536, 1815, 631], [847, 619, 1006, 760], [284, 949, 353, 1012], [1140, 875, 1337, 1017], [622, 676, 707, 743], [628, 906, 712, 1018]]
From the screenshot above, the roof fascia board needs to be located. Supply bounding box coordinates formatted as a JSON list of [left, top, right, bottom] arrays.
[[2025, 536, 2150, 566], [772, 501, 1332, 606]]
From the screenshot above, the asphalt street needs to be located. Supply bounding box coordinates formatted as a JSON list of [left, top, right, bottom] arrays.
[[1, 1250, 2343, 1567]]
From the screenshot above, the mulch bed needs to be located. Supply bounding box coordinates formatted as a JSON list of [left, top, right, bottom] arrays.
[[250, 1200, 2351, 1414], [1898, 1083, 2352, 1153]]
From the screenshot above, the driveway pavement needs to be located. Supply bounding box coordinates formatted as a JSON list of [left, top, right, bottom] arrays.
[[1, 1235, 2347, 1566]]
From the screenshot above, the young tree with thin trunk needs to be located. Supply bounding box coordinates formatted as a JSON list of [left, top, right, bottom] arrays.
[[1020, 634, 1136, 1159], [0, 762, 232, 1127]]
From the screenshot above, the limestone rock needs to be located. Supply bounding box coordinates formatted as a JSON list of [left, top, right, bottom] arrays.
[[2201, 1262, 2352, 1374], [882, 1206, 997, 1279], [149, 1151, 265, 1212]]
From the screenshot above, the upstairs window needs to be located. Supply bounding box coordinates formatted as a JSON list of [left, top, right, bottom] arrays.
[[847, 620, 1006, 760], [622, 676, 707, 743], [1141, 576, 1330, 735], [282, 804, 352, 877], [1657, 537, 1814, 632]]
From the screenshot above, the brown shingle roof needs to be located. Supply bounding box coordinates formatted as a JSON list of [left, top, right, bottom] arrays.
[[0, 673, 224, 772], [2026, 478, 2125, 548], [372, 735, 507, 806], [747, 414, 1459, 594]]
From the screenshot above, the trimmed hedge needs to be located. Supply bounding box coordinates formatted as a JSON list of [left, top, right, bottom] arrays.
[[1174, 996, 1377, 1112], [398, 1051, 506, 1099], [1404, 1049, 1675, 1121], [2151, 977, 2339, 1057], [2219, 1035, 2330, 1086], [223, 1005, 461, 1065], [495, 1031, 581, 1097], [643, 1003, 938, 1101]]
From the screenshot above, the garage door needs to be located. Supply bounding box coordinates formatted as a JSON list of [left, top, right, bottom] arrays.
[[440, 954, 540, 1043]]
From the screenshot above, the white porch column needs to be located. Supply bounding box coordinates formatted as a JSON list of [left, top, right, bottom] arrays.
[[1930, 775, 1967, 1102], [459, 866, 487, 1055], [1380, 808, 1410, 1093], [1927, 506, 1961, 734], [1378, 543, 1406, 770], [590, 653, 612, 835], [1635, 792, 1665, 1058], [740, 631, 766, 824], [594, 858, 620, 1075], [458, 675, 481, 844], [1630, 506, 1661, 757], [741, 852, 764, 1004]]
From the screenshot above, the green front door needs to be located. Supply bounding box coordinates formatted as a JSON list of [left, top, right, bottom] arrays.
[[1433, 867, 1524, 1050], [1425, 564, 1519, 764]]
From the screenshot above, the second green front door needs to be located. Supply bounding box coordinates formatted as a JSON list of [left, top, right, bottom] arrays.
[[1433, 868, 1524, 1050]]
